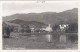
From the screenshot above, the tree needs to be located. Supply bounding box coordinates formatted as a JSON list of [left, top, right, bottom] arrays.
[[67, 22, 78, 33], [52, 24, 60, 32], [25, 25, 31, 33]]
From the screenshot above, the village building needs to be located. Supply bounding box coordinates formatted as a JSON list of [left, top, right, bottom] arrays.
[[59, 24, 69, 32], [28, 24, 52, 33], [55, 23, 69, 32], [41, 24, 52, 32], [29, 25, 36, 33]]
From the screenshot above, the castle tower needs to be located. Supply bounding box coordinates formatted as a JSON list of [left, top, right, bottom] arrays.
[[46, 24, 52, 32], [49, 24, 50, 28]]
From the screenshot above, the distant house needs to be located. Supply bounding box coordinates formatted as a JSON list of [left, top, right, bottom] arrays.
[[59, 24, 69, 32], [29, 25, 36, 33], [28, 24, 52, 33]]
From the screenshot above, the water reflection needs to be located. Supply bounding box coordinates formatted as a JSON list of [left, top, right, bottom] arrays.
[[29, 33, 53, 42]]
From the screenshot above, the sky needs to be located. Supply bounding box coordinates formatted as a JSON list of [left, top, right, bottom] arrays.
[[2, 2, 78, 16]]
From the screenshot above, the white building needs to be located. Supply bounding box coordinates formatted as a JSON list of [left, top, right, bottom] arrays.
[[59, 24, 69, 31], [41, 24, 52, 32]]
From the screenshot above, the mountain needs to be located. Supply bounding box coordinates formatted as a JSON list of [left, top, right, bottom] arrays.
[[8, 19, 46, 27], [3, 8, 78, 26], [42, 8, 78, 25]]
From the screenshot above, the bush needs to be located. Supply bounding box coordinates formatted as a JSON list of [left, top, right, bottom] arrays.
[[21, 25, 31, 33], [52, 24, 60, 31], [66, 22, 78, 33]]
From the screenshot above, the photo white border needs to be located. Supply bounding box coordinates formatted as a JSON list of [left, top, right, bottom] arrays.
[[1, 0, 80, 1], [0, 1, 80, 52]]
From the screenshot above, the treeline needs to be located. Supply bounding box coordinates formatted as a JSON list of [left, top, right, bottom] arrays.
[[3, 20, 78, 33]]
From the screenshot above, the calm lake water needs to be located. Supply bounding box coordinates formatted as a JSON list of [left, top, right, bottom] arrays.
[[3, 33, 78, 49]]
